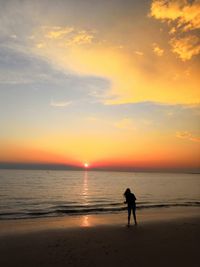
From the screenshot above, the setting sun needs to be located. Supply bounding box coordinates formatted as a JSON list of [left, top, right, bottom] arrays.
[[84, 163, 89, 168]]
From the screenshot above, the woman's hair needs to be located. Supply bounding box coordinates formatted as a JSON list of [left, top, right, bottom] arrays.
[[124, 188, 131, 197]]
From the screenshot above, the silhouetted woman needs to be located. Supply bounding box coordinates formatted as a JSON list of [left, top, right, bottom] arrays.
[[124, 188, 137, 226]]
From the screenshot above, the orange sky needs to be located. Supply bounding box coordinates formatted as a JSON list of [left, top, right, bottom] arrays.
[[0, 0, 199, 171]]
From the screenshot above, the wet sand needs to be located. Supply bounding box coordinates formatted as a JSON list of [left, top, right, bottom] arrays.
[[0, 207, 199, 267]]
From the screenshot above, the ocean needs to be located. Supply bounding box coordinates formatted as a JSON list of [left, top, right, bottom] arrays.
[[0, 169, 200, 219]]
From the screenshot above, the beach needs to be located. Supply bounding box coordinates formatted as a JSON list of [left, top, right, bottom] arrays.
[[0, 207, 199, 267]]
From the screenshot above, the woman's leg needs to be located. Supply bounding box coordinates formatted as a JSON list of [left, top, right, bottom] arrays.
[[133, 206, 137, 225], [127, 207, 131, 226]]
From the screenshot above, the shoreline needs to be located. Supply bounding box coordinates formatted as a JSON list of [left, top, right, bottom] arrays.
[[0, 207, 199, 267], [0, 206, 199, 235]]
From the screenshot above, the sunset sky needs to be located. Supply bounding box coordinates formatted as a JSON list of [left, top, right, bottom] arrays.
[[0, 0, 200, 171]]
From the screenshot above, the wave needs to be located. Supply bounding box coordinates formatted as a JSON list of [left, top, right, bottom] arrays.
[[0, 201, 200, 220]]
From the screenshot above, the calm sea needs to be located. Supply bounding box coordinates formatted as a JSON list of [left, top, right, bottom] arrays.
[[0, 169, 200, 219]]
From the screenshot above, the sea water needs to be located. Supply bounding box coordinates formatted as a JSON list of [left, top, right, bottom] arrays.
[[0, 169, 200, 219]]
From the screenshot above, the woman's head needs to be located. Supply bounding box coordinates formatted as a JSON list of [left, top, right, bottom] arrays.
[[124, 188, 131, 196]]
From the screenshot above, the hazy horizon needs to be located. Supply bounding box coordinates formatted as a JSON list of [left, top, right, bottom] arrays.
[[0, 162, 199, 174]]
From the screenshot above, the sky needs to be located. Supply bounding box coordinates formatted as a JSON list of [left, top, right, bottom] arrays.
[[0, 0, 200, 171]]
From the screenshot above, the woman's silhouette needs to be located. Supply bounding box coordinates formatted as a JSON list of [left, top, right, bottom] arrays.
[[124, 188, 137, 226]]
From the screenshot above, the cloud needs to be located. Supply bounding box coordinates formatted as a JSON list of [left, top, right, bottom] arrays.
[[152, 43, 164, 56], [0, 46, 67, 85], [150, 0, 200, 32], [45, 26, 74, 39], [1, 2, 198, 106], [176, 131, 200, 142], [39, 26, 95, 47], [50, 100, 72, 107], [65, 30, 94, 46], [33, 37, 200, 105], [170, 35, 200, 60], [150, 0, 200, 60], [135, 51, 144, 56]]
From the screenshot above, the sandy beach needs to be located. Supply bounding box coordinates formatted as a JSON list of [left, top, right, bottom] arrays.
[[0, 207, 199, 267]]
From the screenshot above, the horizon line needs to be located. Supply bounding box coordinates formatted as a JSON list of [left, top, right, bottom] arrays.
[[0, 162, 199, 174]]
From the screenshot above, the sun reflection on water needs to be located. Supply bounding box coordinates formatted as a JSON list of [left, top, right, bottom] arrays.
[[82, 171, 89, 204], [81, 215, 90, 227]]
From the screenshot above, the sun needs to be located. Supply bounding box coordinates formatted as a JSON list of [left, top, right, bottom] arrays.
[[84, 163, 89, 168]]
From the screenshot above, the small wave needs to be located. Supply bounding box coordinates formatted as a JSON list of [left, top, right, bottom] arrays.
[[139, 201, 200, 208], [0, 201, 199, 220]]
